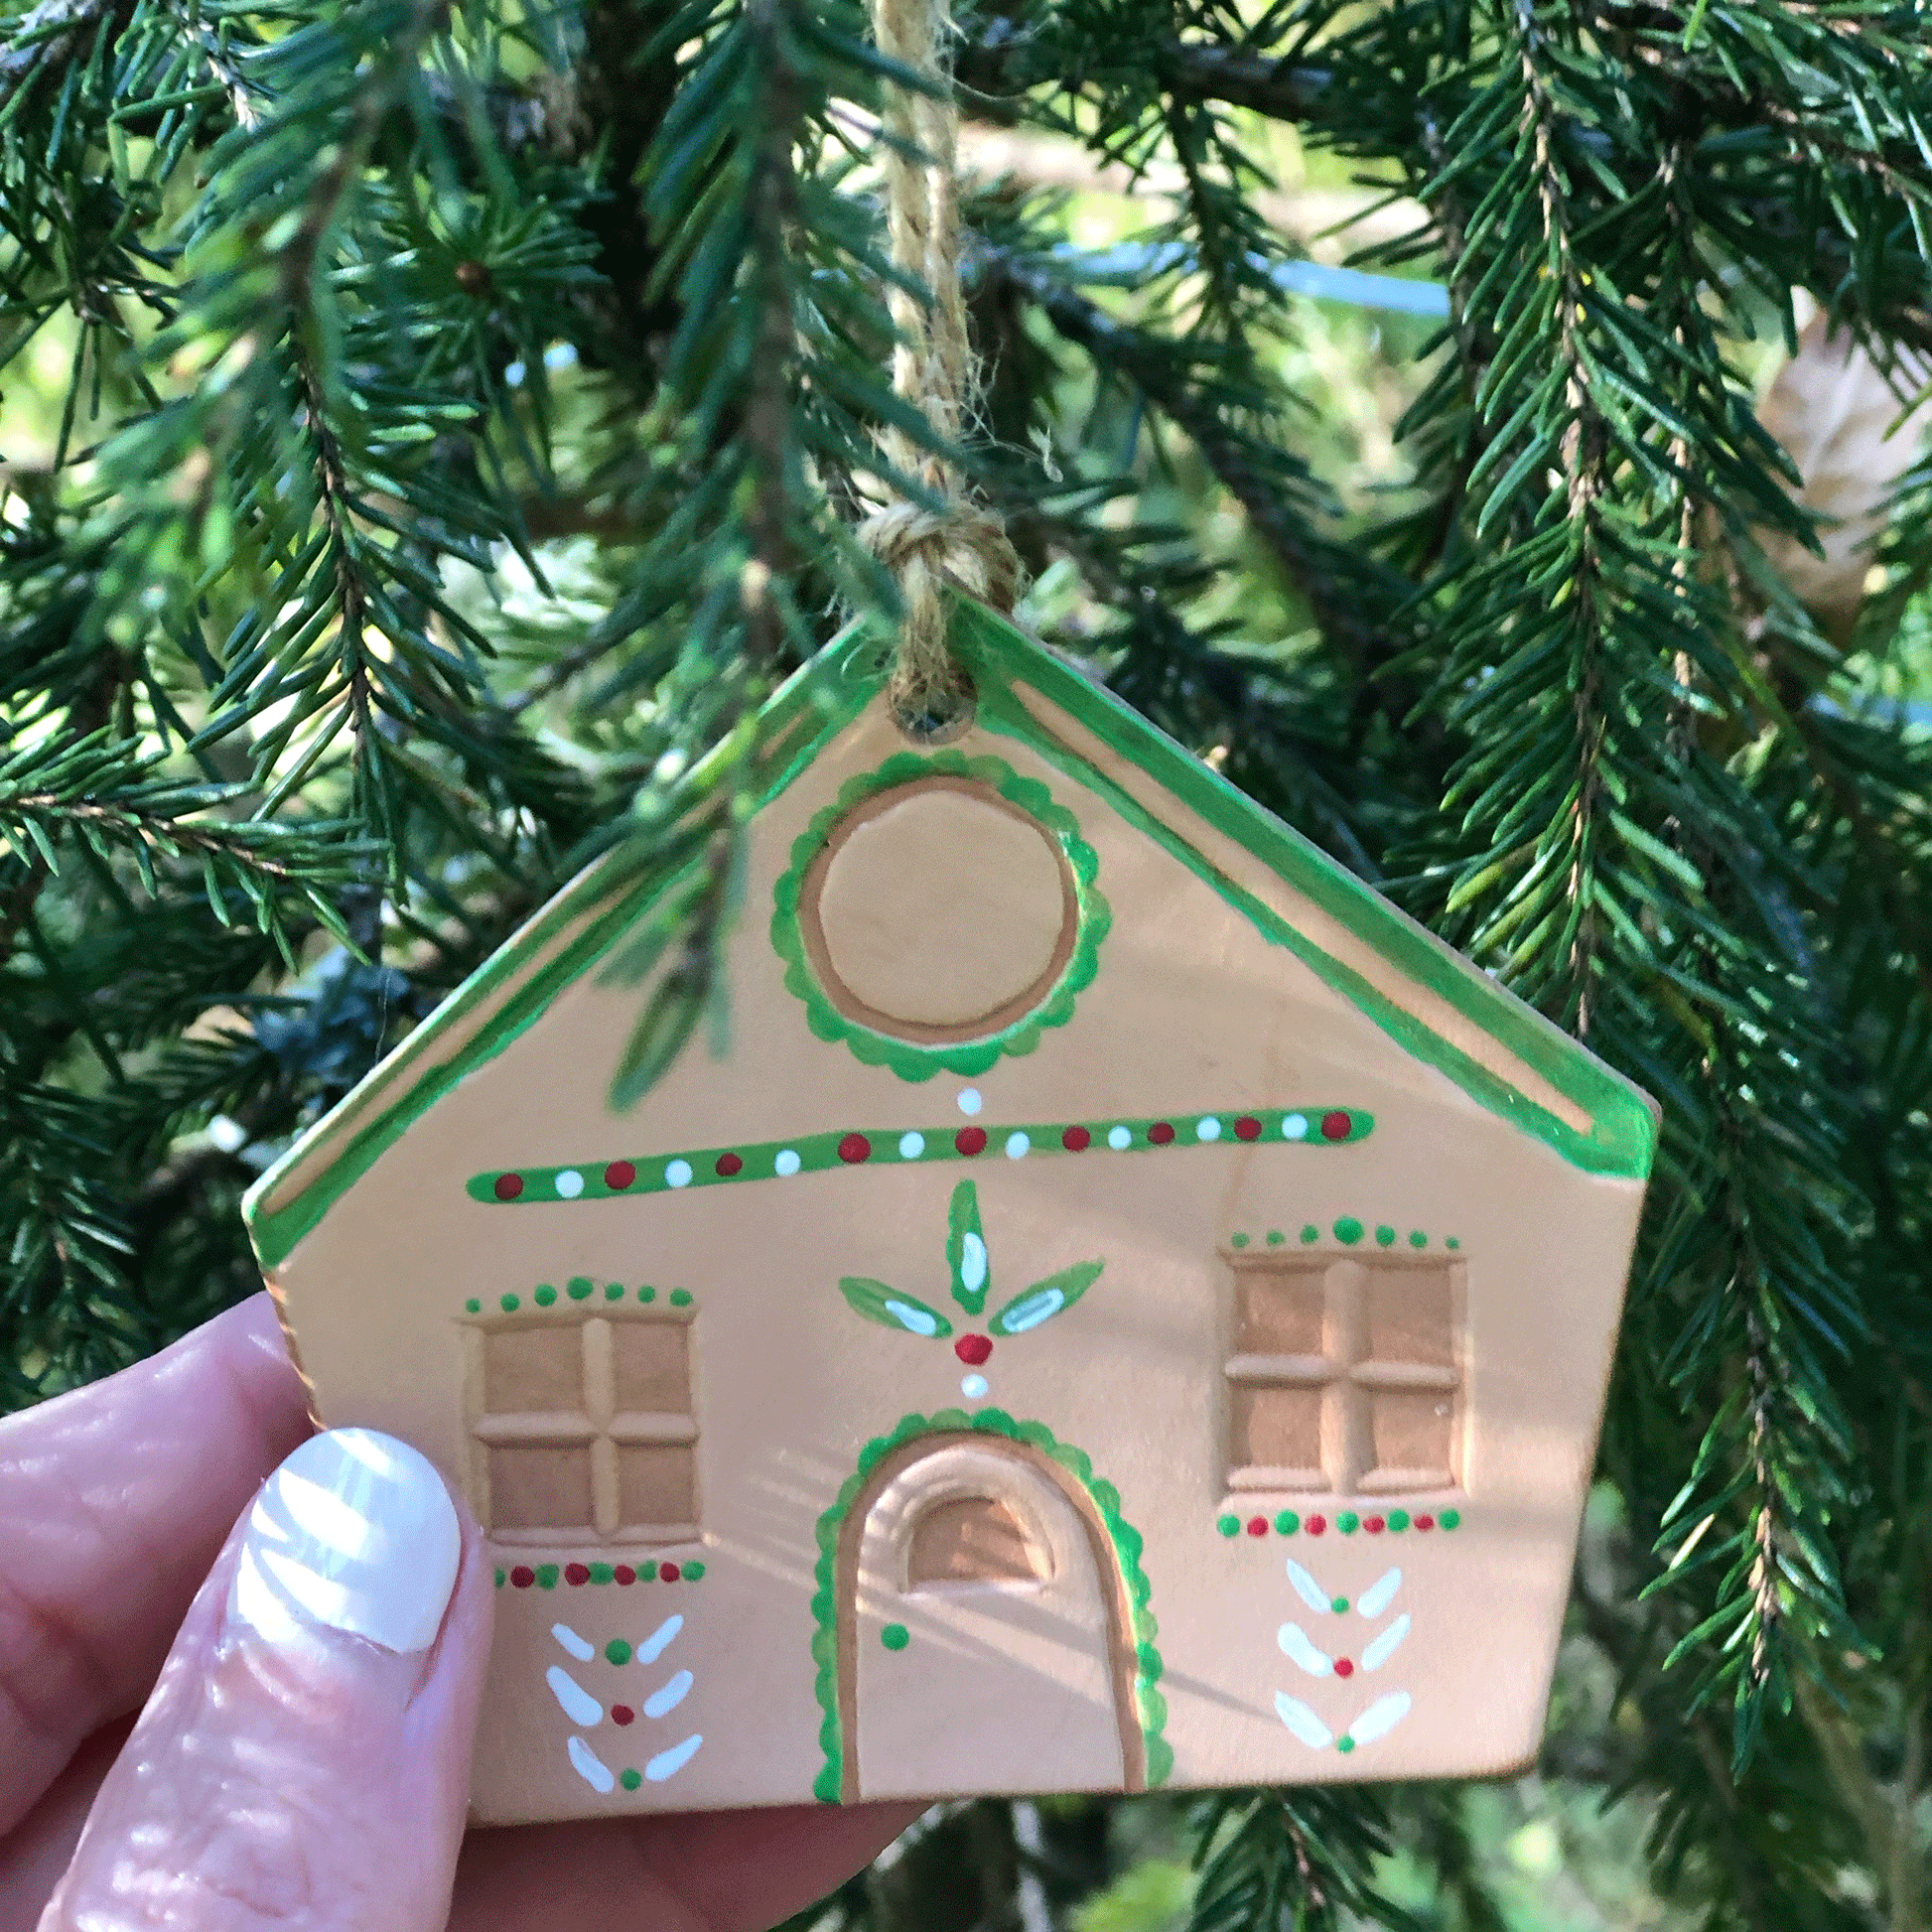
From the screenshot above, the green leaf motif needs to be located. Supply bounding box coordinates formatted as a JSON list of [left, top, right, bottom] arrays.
[[838, 1277, 952, 1339], [947, 1180, 988, 1313], [990, 1260, 1104, 1336]]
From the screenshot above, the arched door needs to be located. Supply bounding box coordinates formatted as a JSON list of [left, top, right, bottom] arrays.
[[838, 1434, 1140, 1800]]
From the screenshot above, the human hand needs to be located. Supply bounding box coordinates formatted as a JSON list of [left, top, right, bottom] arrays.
[[0, 1294, 918, 1932]]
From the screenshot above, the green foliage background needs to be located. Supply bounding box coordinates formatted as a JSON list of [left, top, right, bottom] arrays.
[[5, 0, 1932, 1924]]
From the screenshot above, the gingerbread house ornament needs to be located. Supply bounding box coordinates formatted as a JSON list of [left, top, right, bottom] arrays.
[[243, 597, 1657, 1823]]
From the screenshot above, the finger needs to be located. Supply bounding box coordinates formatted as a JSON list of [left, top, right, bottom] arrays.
[[42, 1428, 491, 1932], [0, 1294, 310, 1832], [0, 1718, 131, 1932], [449, 1801, 923, 1932]]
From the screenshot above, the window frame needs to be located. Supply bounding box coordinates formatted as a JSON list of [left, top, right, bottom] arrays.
[[460, 1301, 699, 1546], [1220, 1249, 1466, 1498]]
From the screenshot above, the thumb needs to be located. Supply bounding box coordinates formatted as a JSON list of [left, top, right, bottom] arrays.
[[41, 1428, 492, 1932]]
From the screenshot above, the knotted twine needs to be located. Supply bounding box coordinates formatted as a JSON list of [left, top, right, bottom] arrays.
[[861, 0, 1022, 729]]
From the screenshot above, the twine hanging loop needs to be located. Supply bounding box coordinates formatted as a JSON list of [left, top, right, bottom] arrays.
[[861, 0, 1021, 728]]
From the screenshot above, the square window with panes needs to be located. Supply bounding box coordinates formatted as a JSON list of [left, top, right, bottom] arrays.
[[460, 1301, 698, 1544], [1222, 1252, 1462, 1496]]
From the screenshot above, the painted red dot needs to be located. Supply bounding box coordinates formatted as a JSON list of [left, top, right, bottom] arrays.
[[509, 1565, 535, 1588], [612, 1705, 635, 1726], [1415, 1514, 1435, 1532], [955, 1126, 987, 1156], [1333, 1658, 1355, 1679], [838, 1133, 871, 1164], [1305, 1515, 1327, 1536], [1246, 1515, 1269, 1537], [1149, 1121, 1175, 1145], [715, 1152, 743, 1176], [604, 1161, 635, 1190], [1320, 1110, 1352, 1141], [955, 1334, 993, 1366], [1061, 1125, 1092, 1151], [658, 1561, 681, 1582], [493, 1173, 523, 1200], [565, 1563, 590, 1586], [615, 1565, 636, 1585], [1365, 1516, 1386, 1534], [1234, 1116, 1262, 1142]]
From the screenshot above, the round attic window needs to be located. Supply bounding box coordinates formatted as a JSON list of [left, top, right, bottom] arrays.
[[798, 776, 1079, 1041]]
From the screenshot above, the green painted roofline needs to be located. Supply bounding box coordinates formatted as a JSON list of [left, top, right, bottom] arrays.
[[245, 596, 1652, 1272]]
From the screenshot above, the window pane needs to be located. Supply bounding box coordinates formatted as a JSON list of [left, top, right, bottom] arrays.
[[489, 1444, 594, 1529], [618, 1444, 697, 1527], [1233, 1266, 1325, 1355], [1366, 1387, 1457, 1488], [1229, 1385, 1324, 1483], [613, 1320, 691, 1414], [1364, 1263, 1454, 1368], [483, 1325, 584, 1414]]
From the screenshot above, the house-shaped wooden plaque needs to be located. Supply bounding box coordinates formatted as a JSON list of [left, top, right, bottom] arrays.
[[243, 598, 1656, 1823]]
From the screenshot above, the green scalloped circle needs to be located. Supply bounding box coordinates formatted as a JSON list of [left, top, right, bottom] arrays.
[[772, 752, 1111, 1082], [810, 1409, 1170, 1800]]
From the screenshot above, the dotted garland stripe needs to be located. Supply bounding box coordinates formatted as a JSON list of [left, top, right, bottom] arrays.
[[496, 1560, 706, 1587], [469, 1106, 1374, 1205], [1215, 1506, 1460, 1538]]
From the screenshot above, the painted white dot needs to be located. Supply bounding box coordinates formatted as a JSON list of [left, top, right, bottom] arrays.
[[774, 1149, 801, 1176], [957, 1088, 983, 1116], [1283, 1113, 1309, 1141], [898, 1131, 925, 1160], [665, 1160, 693, 1188], [553, 1169, 585, 1198], [1107, 1125, 1132, 1151], [1195, 1117, 1221, 1142], [961, 1373, 989, 1399], [1005, 1131, 1030, 1159]]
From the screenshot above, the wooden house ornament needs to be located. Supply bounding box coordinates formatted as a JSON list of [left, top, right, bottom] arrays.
[[243, 599, 1657, 1824]]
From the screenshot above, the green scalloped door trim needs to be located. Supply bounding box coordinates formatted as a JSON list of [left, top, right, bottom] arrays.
[[809, 1409, 1172, 1803], [771, 749, 1111, 1081], [243, 645, 886, 1271], [943, 600, 1656, 1180]]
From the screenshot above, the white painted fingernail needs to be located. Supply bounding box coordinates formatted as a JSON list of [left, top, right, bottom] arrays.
[[228, 1428, 461, 1654]]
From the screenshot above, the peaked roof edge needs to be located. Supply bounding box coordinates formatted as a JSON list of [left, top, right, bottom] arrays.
[[245, 600, 1654, 1273]]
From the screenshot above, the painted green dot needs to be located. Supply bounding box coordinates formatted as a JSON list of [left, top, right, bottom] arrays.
[[639, 1286, 657, 1303], [881, 1622, 910, 1651], [1339, 1511, 1360, 1534], [1274, 1510, 1300, 1535], [567, 1276, 594, 1301], [1337, 1736, 1356, 1754], [605, 1282, 624, 1302], [1231, 1232, 1250, 1249], [1447, 1238, 1460, 1251], [1330, 1595, 1349, 1613], [1408, 1230, 1428, 1249], [589, 1563, 615, 1584], [536, 1564, 559, 1589], [670, 1289, 693, 1308], [1333, 1217, 1364, 1245], [1301, 1224, 1319, 1243], [493, 1567, 506, 1587], [606, 1638, 633, 1665], [534, 1284, 557, 1307], [1375, 1225, 1396, 1247], [683, 1560, 706, 1581], [621, 1768, 642, 1791], [466, 1298, 482, 1313], [1267, 1229, 1285, 1246], [498, 1293, 520, 1312], [1388, 1510, 1410, 1532], [1441, 1508, 1461, 1530], [1216, 1514, 1241, 1537]]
